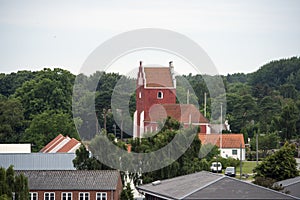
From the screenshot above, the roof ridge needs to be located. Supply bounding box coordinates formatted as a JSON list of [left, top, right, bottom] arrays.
[[277, 176, 300, 187], [179, 175, 224, 199], [223, 176, 299, 199]]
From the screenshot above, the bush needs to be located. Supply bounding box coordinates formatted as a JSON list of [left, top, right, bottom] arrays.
[[209, 157, 240, 169]]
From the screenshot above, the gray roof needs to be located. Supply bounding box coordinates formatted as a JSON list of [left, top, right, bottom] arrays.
[[16, 170, 120, 190], [276, 176, 300, 187], [137, 171, 298, 199], [276, 176, 300, 198], [0, 153, 76, 170]]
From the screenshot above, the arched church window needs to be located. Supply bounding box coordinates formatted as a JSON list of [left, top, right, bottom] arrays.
[[157, 91, 163, 99]]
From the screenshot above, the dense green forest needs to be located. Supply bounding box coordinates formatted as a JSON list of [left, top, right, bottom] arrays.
[[0, 57, 300, 152]]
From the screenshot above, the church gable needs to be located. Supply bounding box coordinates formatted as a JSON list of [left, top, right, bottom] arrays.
[[144, 67, 175, 88]]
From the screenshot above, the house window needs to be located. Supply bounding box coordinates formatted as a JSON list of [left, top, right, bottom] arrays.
[[62, 192, 72, 200], [30, 192, 38, 200], [232, 149, 238, 155], [139, 92, 142, 98], [157, 91, 163, 99], [96, 192, 107, 200], [44, 192, 55, 200], [79, 192, 90, 200]]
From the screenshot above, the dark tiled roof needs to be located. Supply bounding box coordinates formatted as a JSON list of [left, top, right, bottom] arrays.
[[276, 176, 300, 187], [275, 176, 300, 198], [199, 134, 245, 148], [16, 170, 120, 190], [137, 171, 297, 199], [144, 67, 174, 88], [146, 104, 209, 124], [137, 171, 222, 199]]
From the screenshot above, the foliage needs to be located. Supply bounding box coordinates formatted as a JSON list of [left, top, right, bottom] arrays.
[[0, 166, 29, 200], [13, 68, 75, 119], [0, 56, 300, 161], [250, 132, 279, 155], [253, 143, 299, 187], [22, 110, 79, 152], [120, 183, 134, 200], [0, 98, 25, 143], [73, 144, 111, 170], [199, 143, 220, 161], [210, 157, 240, 169]]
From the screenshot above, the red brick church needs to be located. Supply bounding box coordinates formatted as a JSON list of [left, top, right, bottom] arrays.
[[133, 61, 210, 138]]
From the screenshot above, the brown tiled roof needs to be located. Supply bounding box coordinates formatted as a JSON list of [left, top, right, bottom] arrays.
[[57, 138, 80, 153], [144, 67, 174, 87], [16, 170, 121, 190], [40, 134, 65, 153], [198, 134, 245, 148], [146, 104, 209, 124]]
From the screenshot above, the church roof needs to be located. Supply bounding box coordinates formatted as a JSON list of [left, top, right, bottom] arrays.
[[144, 67, 174, 88], [198, 133, 245, 148], [145, 104, 209, 124]]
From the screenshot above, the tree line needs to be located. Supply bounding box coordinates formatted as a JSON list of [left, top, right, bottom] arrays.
[[0, 57, 300, 152]]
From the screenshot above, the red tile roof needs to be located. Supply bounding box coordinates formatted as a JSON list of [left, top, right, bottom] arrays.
[[145, 104, 209, 124], [198, 134, 245, 148], [40, 134, 65, 153], [57, 138, 80, 153], [144, 67, 174, 87], [40, 134, 81, 153]]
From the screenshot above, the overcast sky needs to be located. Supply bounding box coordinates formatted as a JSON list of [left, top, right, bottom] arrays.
[[0, 0, 299, 75]]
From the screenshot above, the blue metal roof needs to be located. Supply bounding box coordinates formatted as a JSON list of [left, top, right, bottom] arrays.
[[0, 153, 76, 170]]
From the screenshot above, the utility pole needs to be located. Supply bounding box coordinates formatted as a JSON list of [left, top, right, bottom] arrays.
[[220, 103, 223, 152], [240, 143, 242, 179], [256, 131, 258, 166]]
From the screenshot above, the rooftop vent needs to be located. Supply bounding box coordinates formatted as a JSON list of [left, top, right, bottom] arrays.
[[152, 180, 161, 186]]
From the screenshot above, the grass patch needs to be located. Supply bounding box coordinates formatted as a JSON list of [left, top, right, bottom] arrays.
[[236, 161, 260, 174]]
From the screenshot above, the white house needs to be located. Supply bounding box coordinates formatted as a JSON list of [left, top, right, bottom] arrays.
[[199, 133, 246, 160]]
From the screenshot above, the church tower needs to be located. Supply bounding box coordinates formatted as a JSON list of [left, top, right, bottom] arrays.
[[133, 61, 176, 138]]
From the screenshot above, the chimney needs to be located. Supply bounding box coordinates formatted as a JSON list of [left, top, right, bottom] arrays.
[[169, 61, 176, 88]]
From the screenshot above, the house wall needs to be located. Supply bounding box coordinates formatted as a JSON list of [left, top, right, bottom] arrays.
[[220, 148, 246, 161], [31, 190, 116, 200], [114, 173, 123, 200]]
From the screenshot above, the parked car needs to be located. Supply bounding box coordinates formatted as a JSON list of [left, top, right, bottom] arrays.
[[210, 162, 222, 173], [225, 167, 236, 177]]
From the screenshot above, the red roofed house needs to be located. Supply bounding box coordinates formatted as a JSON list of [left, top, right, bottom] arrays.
[[198, 134, 246, 160], [133, 61, 210, 138], [40, 134, 81, 153]]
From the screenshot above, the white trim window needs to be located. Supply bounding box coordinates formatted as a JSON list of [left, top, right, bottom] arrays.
[[30, 192, 38, 200], [61, 192, 72, 200], [44, 192, 55, 200], [157, 91, 163, 99], [96, 192, 107, 200], [232, 149, 238, 155], [79, 192, 90, 200]]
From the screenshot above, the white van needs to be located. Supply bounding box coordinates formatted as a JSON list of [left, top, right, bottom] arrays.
[[210, 162, 222, 173]]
